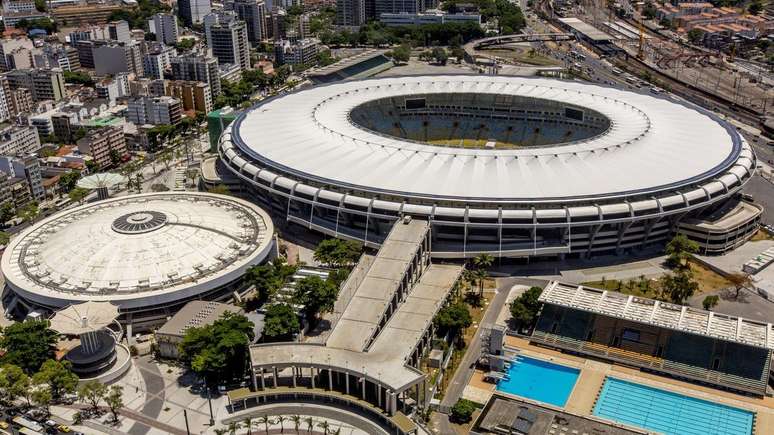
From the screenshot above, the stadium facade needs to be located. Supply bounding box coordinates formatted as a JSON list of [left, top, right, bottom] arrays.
[[1, 192, 274, 331], [219, 75, 758, 258]]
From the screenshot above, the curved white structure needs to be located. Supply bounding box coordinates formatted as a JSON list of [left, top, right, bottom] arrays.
[[2, 192, 274, 329], [220, 75, 756, 258]]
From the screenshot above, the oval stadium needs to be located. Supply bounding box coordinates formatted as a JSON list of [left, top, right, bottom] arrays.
[[218, 75, 760, 258], [1, 192, 274, 331]]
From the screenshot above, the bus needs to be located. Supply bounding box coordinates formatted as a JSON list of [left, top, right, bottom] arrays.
[[12, 417, 44, 433], [18, 428, 44, 435]]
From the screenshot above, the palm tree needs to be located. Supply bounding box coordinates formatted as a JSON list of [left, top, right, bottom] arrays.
[[305, 416, 314, 433], [257, 415, 273, 434], [276, 415, 286, 433], [228, 421, 239, 435], [472, 253, 494, 269], [242, 416, 254, 435], [290, 415, 301, 433], [332, 429, 341, 435], [316, 420, 331, 435], [214, 429, 228, 435]]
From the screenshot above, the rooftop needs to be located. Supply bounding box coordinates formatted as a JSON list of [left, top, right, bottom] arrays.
[[1, 192, 274, 309], [156, 301, 243, 338], [559, 17, 615, 41], [539, 281, 774, 350]]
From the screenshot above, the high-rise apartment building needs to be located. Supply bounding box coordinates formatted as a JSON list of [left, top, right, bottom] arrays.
[[170, 54, 221, 97], [143, 45, 177, 80], [178, 0, 212, 26], [4, 68, 66, 102], [336, 0, 366, 26], [150, 13, 180, 46], [126, 96, 183, 126], [166, 80, 212, 114], [0, 154, 44, 202], [231, 0, 268, 44], [93, 41, 143, 77], [204, 12, 250, 72]]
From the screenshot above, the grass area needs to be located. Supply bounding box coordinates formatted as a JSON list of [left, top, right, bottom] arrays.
[[582, 260, 732, 299], [424, 138, 522, 149], [483, 48, 560, 67]]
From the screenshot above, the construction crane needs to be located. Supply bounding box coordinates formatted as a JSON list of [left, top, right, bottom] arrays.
[[637, 18, 645, 60]]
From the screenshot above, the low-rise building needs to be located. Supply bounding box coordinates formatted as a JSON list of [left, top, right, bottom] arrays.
[[379, 11, 481, 26], [155, 301, 244, 359], [274, 38, 319, 66], [76, 126, 127, 168], [0, 153, 44, 202], [95, 73, 131, 103]]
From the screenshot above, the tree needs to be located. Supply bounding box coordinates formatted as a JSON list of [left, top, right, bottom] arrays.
[[660, 269, 698, 304], [0, 364, 28, 404], [77, 380, 107, 413], [0, 231, 9, 246], [63, 70, 94, 87], [263, 303, 300, 342], [293, 275, 338, 322], [34, 0, 46, 12], [0, 320, 58, 374], [749, 0, 763, 15], [451, 47, 466, 63], [244, 258, 297, 305], [0, 202, 14, 224], [431, 47, 448, 65], [434, 302, 472, 335], [313, 239, 363, 268], [291, 415, 301, 433], [175, 38, 196, 51], [105, 385, 123, 422], [178, 312, 255, 385], [276, 415, 286, 433], [58, 171, 81, 193], [68, 187, 89, 204], [257, 415, 273, 434], [31, 386, 52, 415], [727, 272, 753, 298], [687, 28, 705, 45], [509, 286, 543, 329], [664, 234, 699, 269], [391, 44, 411, 63], [32, 360, 79, 399], [305, 416, 314, 433], [451, 398, 476, 423], [241, 416, 254, 435], [317, 421, 331, 435], [150, 183, 170, 192], [702, 295, 719, 310]]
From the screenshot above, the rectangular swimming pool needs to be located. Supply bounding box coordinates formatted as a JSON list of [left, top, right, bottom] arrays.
[[593, 377, 754, 435], [496, 355, 580, 407]]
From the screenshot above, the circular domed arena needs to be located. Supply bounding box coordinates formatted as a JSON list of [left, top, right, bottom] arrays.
[[1, 192, 274, 331], [218, 75, 757, 258]]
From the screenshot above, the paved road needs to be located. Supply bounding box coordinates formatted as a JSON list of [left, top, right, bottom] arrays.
[[128, 357, 166, 435], [223, 403, 390, 434], [742, 175, 774, 226], [439, 278, 517, 411]]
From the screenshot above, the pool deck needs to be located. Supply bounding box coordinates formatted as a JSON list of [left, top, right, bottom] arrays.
[[462, 336, 774, 435]]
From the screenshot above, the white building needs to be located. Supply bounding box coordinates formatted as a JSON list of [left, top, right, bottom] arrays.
[[0, 154, 44, 202], [126, 96, 182, 125], [96, 73, 131, 102], [1, 192, 275, 331], [0, 125, 41, 156], [274, 38, 319, 66], [379, 11, 481, 26], [142, 45, 177, 80]]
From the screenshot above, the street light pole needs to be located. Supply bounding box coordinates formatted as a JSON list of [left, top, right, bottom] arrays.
[[183, 409, 191, 435]]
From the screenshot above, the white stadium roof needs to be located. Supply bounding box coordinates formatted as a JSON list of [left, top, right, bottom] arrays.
[[1, 192, 274, 310], [232, 75, 743, 202]]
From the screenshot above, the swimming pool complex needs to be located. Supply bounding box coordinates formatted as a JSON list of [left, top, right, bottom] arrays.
[[496, 355, 580, 407], [593, 377, 754, 435]]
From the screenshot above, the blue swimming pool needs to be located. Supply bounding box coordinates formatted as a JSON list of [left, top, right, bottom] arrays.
[[593, 378, 754, 435], [496, 355, 580, 407]]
